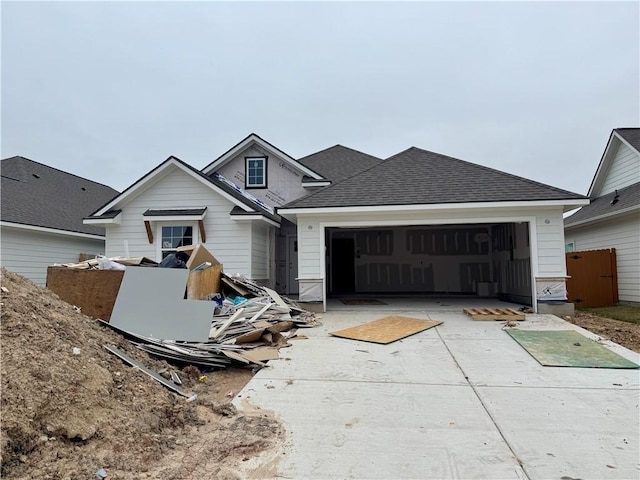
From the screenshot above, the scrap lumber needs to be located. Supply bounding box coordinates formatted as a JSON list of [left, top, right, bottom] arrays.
[[463, 307, 525, 321], [94, 262, 320, 370], [210, 308, 246, 340]]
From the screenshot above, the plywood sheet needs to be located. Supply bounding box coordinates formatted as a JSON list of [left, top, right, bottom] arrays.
[[110, 268, 215, 341], [506, 329, 639, 369], [186, 264, 223, 299], [330, 316, 442, 344], [46, 267, 124, 321]]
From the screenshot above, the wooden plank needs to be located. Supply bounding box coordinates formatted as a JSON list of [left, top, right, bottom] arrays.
[[263, 287, 289, 309], [221, 277, 250, 296], [463, 307, 525, 321], [46, 267, 124, 321], [144, 220, 153, 243], [211, 308, 246, 340], [249, 303, 273, 322]]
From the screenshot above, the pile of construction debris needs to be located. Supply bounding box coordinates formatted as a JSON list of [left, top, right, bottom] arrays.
[[47, 245, 320, 378], [104, 272, 320, 375]]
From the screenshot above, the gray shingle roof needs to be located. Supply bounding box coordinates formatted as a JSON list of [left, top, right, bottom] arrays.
[[298, 145, 383, 183], [1, 156, 119, 235], [565, 182, 640, 227], [615, 128, 640, 152], [142, 208, 208, 217], [282, 147, 586, 209]]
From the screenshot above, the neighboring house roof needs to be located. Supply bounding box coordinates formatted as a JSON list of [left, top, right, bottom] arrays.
[[297, 145, 383, 184], [281, 147, 587, 210], [588, 128, 640, 197], [615, 128, 640, 152], [565, 182, 640, 229], [1, 156, 119, 236], [86, 156, 280, 225], [201, 133, 325, 180]]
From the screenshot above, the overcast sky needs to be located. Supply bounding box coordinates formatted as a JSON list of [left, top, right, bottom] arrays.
[[2, 1, 638, 194]]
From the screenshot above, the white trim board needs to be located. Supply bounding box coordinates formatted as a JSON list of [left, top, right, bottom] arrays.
[[280, 199, 589, 217], [229, 214, 280, 228], [0, 221, 105, 240]]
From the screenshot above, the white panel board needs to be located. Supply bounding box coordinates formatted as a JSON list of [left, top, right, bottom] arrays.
[[110, 268, 215, 341]]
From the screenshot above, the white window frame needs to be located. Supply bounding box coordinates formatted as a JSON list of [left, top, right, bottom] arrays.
[[156, 222, 199, 261], [245, 156, 267, 188]]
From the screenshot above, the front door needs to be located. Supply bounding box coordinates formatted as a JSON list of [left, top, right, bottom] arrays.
[[287, 235, 299, 295]]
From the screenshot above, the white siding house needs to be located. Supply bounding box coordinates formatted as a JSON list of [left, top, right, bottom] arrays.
[[1, 156, 118, 285], [85, 157, 278, 283], [85, 134, 588, 311], [565, 128, 640, 304], [0, 224, 106, 285]]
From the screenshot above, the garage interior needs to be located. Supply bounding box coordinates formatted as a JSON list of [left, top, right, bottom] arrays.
[[326, 223, 532, 306]]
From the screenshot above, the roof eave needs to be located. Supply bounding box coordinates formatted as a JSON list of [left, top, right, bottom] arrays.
[[83, 212, 122, 225], [0, 220, 106, 240], [564, 204, 640, 230], [229, 213, 281, 227], [279, 199, 590, 216]]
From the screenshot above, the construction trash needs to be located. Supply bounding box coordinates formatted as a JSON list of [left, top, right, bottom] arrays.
[[55, 245, 320, 372]]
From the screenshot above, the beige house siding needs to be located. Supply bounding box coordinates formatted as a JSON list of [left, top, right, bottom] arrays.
[[216, 146, 308, 207]]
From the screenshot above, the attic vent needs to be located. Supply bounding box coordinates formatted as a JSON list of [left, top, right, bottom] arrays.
[[610, 189, 619, 205], [32, 173, 40, 179]]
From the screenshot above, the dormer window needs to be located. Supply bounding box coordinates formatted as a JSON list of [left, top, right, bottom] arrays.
[[245, 156, 267, 188]]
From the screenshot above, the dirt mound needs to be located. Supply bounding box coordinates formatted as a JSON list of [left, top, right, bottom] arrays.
[[1, 268, 283, 479]]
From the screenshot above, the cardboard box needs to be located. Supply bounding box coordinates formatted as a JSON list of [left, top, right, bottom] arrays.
[[178, 245, 224, 299], [177, 244, 222, 270]]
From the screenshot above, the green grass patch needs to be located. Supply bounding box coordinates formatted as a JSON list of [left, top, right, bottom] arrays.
[[578, 306, 640, 325]]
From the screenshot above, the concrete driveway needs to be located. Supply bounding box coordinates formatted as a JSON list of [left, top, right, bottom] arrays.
[[234, 299, 640, 480]]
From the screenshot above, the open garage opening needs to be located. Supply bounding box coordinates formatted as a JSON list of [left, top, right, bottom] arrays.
[[325, 222, 533, 307]]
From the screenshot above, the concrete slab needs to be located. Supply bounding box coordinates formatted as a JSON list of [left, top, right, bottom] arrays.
[[234, 307, 640, 480], [238, 381, 525, 480], [477, 386, 640, 480]]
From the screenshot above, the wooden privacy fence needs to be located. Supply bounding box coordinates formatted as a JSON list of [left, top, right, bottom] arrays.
[[566, 249, 618, 308]]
